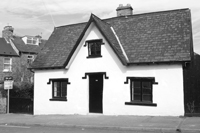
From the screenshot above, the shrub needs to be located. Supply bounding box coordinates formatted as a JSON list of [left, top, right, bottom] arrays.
[[10, 82, 33, 98]]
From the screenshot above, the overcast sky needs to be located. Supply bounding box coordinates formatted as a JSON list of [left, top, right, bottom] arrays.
[[1, 0, 200, 53]]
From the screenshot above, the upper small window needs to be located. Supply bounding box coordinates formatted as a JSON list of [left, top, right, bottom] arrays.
[[86, 39, 103, 58], [48, 78, 70, 101], [3, 57, 12, 72]]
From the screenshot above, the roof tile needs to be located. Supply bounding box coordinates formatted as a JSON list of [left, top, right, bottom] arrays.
[[0, 38, 18, 56], [12, 36, 46, 53], [32, 8, 192, 69]]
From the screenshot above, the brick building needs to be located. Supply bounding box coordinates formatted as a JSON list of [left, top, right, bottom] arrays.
[[0, 26, 46, 113]]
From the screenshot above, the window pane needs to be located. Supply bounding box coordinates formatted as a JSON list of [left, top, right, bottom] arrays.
[[142, 81, 151, 89], [88, 44, 91, 55], [133, 81, 141, 93], [33, 39, 37, 44], [4, 58, 11, 64], [27, 56, 34, 64], [27, 39, 32, 44], [132, 81, 141, 101], [57, 82, 61, 97], [95, 44, 101, 55], [134, 81, 140, 88], [61, 82, 67, 97], [134, 94, 141, 101], [143, 94, 152, 102], [142, 81, 151, 94], [90, 43, 95, 55], [88, 40, 101, 56], [143, 89, 152, 94], [54, 82, 61, 97], [54, 82, 58, 97], [4, 64, 11, 70], [134, 87, 141, 93]]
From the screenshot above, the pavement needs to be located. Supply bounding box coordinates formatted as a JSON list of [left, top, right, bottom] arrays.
[[0, 113, 200, 132]]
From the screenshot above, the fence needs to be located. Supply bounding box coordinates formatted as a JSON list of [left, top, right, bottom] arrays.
[[9, 97, 33, 114]]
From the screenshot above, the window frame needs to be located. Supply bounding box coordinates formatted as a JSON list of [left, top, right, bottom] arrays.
[[3, 57, 12, 72], [27, 37, 37, 45], [124, 77, 158, 107], [47, 78, 70, 101], [27, 55, 34, 64], [85, 39, 103, 58]]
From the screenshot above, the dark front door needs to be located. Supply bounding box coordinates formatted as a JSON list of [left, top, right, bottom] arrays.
[[89, 74, 103, 113]]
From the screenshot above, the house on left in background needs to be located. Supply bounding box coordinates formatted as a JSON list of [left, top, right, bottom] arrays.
[[0, 26, 46, 113]]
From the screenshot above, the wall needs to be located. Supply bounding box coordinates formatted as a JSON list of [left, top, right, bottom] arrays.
[[183, 53, 200, 116], [0, 56, 19, 113], [0, 53, 35, 113], [34, 23, 184, 116]]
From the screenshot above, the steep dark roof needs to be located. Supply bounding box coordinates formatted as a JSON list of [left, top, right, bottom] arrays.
[[12, 36, 46, 54], [31, 8, 192, 69], [90, 14, 128, 65], [0, 38, 18, 56], [105, 9, 192, 64], [32, 23, 86, 68]]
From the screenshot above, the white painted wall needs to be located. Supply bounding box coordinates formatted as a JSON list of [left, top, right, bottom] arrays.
[[34, 23, 184, 116]]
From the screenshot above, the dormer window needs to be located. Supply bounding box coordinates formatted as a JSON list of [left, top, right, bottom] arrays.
[[27, 37, 37, 45], [85, 39, 103, 58]]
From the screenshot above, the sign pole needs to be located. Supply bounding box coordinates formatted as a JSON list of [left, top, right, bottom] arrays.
[[4, 76, 13, 114], [7, 89, 9, 114]]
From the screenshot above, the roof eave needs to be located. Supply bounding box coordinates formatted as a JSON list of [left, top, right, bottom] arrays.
[[127, 60, 191, 66], [0, 54, 20, 57], [29, 66, 65, 71]]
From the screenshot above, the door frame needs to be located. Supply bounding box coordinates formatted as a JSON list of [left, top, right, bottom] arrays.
[[82, 72, 109, 113]]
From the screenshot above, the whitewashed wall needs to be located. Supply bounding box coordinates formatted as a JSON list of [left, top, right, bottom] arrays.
[[34, 23, 184, 116]]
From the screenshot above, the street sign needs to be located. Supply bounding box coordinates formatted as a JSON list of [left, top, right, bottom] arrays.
[[4, 80, 13, 90], [4, 76, 13, 90]]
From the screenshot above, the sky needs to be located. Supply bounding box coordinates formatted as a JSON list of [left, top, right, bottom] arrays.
[[0, 0, 200, 53]]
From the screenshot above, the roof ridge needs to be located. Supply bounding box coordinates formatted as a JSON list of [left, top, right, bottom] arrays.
[[55, 21, 87, 28], [91, 13, 112, 27], [54, 8, 190, 29], [103, 8, 190, 21]]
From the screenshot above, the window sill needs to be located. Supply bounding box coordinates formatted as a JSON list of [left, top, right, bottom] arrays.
[[3, 70, 12, 73], [49, 98, 67, 101], [125, 101, 157, 107], [87, 55, 102, 58]]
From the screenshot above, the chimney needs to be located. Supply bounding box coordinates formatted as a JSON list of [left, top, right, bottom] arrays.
[[35, 35, 42, 44], [116, 4, 133, 17], [2, 26, 14, 41]]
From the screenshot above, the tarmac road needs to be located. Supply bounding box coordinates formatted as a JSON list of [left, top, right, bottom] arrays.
[[0, 114, 200, 133], [0, 125, 172, 133]]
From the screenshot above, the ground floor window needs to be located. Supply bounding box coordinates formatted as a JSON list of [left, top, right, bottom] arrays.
[[47, 78, 70, 101], [53, 81, 67, 98], [124, 77, 157, 106]]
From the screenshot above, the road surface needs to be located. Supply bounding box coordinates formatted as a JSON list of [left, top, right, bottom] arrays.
[[0, 124, 197, 133]]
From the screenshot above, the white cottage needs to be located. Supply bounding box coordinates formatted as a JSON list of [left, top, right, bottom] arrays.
[[31, 5, 195, 116]]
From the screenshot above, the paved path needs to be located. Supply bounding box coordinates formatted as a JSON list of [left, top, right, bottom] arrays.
[[0, 114, 200, 132]]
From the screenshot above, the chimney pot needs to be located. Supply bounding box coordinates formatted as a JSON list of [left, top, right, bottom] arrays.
[[116, 4, 133, 17], [119, 4, 123, 7], [2, 25, 14, 41]]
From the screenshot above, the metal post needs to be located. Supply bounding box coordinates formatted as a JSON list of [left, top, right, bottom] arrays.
[[7, 89, 9, 113]]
